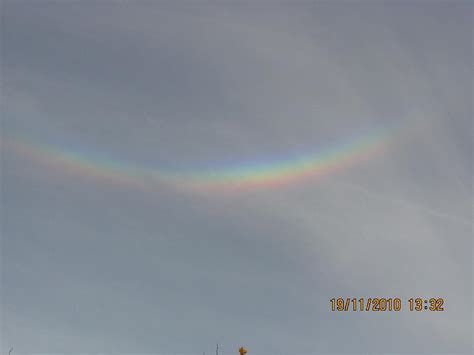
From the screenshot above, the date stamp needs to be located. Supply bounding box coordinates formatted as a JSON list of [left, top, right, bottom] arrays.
[[330, 298, 445, 312]]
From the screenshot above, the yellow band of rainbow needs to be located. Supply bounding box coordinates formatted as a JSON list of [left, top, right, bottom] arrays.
[[3, 124, 402, 192]]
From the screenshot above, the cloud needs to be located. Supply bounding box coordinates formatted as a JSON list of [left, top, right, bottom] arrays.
[[2, 1, 471, 353]]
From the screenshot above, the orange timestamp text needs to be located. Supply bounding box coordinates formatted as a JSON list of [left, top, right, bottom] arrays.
[[330, 297, 445, 312]]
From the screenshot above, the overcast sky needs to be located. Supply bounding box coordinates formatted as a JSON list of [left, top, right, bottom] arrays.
[[1, 1, 472, 354]]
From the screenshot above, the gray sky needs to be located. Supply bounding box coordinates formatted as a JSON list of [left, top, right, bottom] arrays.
[[1, 1, 472, 354]]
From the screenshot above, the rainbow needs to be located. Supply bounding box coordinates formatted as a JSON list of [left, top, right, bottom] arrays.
[[3, 125, 401, 192]]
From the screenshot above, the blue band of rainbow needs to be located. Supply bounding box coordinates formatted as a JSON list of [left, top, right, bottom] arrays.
[[3, 124, 402, 192]]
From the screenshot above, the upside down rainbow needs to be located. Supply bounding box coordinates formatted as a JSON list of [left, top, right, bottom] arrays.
[[4, 126, 400, 192]]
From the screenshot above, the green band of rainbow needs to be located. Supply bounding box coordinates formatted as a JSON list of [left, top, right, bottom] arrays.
[[4, 125, 401, 192]]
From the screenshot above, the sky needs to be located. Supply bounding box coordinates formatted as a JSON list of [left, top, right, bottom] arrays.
[[1, 0, 472, 354]]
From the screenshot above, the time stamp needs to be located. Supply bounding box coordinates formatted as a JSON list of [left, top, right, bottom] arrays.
[[330, 298, 445, 312]]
